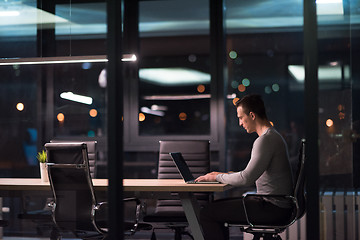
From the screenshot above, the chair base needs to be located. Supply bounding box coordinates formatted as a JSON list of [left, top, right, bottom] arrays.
[[150, 226, 194, 240], [250, 232, 282, 240]]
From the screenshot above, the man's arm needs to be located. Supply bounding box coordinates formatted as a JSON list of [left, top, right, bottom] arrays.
[[195, 171, 229, 182], [196, 135, 273, 185]]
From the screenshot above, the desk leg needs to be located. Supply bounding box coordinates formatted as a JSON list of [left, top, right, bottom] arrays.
[[178, 192, 205, 240]]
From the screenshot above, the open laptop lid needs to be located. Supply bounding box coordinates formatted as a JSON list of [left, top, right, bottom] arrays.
[[170, 152, 220, 184], [170, 152, 195, 183]]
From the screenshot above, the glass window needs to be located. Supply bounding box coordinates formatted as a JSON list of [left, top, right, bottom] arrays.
[[138, 0, 210, 136], [0, 64, 39, 168], [225, 0, 305, 175], [53, 62, 107, 138], [316, 0, 359, 238], [0, 0, 108, 236], [0, 0, 38, 58], [317, 0, 358, 186]]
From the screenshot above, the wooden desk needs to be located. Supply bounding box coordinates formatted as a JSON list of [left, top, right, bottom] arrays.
[[0, 178, 231, 240]]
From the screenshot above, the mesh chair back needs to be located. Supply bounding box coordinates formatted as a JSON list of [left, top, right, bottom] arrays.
[[45, 143, 97, 232], [293, 139, 306, 220], [156, 140, 210, 213], [50, 140, 97, 178]]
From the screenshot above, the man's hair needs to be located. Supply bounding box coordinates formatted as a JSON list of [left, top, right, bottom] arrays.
[[235, 94, 268, 120]]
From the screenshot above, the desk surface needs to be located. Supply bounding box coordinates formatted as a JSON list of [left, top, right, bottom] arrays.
[[0, 178, 231, 192]]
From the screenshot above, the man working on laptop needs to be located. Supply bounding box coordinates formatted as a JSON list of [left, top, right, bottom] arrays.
[[195, 94, 293, 240]]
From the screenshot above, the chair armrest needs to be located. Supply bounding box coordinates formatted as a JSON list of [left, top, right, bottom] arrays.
[[47, 199, 56, 213], [92, 201, 108, 234], [94, 201, 108, 210], [92, 201, 108, 219], [123, 197, 143, 234]]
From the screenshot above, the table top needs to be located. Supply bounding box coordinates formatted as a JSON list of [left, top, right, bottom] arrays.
[[0, 178, 231, 192]]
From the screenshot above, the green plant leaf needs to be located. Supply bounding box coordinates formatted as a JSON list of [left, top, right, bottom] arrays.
[[36, 150, 47, 163]]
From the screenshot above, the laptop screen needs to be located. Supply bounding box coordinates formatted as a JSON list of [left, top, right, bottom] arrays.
[[169, 152, 195, 182]]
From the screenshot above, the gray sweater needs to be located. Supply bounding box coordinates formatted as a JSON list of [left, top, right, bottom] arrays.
[[216, 127, 293, 196]]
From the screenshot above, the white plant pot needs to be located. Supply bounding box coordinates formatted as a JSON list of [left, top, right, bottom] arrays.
[[40, 162, 49, 182]]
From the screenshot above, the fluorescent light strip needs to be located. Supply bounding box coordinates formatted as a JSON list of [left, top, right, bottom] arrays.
[[0, 54, 136, 66], [140, 68, 210, 86], [316, 0, 342, 4], [143, 94, 211, 100], [122, 54, 137, 62], [0, 11, 20, 17], [60, 92, 93, 105], [140, 107, 165, 117], [143, 94, 236, 101]]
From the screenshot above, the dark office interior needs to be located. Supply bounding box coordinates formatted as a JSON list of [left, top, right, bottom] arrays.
[[0, 0, 359, 239]]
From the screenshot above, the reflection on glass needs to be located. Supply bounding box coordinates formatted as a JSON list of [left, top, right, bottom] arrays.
[[138, 0, 210, 136], [54, 63, 107, 137], [138, 65, 211, 135], [317, 0, 358, 191], [225, 0, 306, 181], [0, 64, 38, 168]]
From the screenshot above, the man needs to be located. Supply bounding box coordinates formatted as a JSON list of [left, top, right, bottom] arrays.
[[195, 94, 293, 240]]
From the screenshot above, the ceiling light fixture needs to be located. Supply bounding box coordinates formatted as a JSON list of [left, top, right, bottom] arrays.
[[288, 65, 349, 82], [143, 94, 237, 101], [139, 68, 210, 86], [0, 54, 137, 66], [0, 11, 20, 17], [60, 92, 93, 105], [316, 0, 344, 15], [140, 107, 165, 117]]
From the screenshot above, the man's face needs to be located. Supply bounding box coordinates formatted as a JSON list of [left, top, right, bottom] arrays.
[[237, 106, 255, 133]]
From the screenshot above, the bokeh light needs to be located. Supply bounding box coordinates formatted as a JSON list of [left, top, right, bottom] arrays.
[[233, 97, 240, 106], [337, 104, 344, 111], [272, 83, 280, 92], [231, 81, 239, 89], [326, 119, 333, 127], [339, 112, 345, 120], [16, 102, 24, 111], [139, 113, 145, 122], [188, 54, 197, 62], [87, 130, 95, 137], [57, 113, 65, 122], [242, 78, 250, 87], [89, 109, 98, 117], [229, 51, 237, 59], [197, 84, 205, 93], [264, 86, 272, 94], [238, 84, 246, 92], [179, 112, 187, 121]]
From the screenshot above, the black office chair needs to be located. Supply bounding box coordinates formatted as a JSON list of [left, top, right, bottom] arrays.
[[18, 141, 98, 238], [143, 140, 210, 240], [45, 142, 151, 239], [50, 140, 98, 178], [225, 139, 306, 240]]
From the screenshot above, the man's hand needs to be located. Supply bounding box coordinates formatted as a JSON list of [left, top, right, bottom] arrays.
[[195, 171, 223, 182]]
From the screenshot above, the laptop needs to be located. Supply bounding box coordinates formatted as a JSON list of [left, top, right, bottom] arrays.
[[170, 152, 220, 184]]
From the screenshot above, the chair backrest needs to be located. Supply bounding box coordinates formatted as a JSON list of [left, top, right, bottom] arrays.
[[158, 140, 210, 179], [293, 139, 306, 220], [45, 142, 98, 233], [156, 140, 210, 213], [50, 140, 97, 178]]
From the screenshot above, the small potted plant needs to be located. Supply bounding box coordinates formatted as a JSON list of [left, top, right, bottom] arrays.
[[37, 150, 48, 182]]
